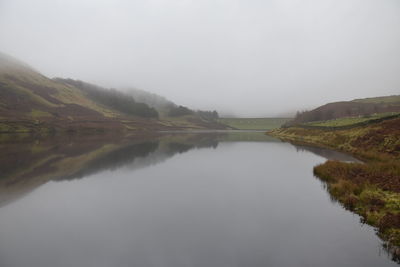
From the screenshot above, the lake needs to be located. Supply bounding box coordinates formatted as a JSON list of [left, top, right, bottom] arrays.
[[0, 132, 397, 267]]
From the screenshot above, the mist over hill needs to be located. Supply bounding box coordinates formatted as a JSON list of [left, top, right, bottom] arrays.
[[124, 88, 176, 115], [0, 52, 34, 72]]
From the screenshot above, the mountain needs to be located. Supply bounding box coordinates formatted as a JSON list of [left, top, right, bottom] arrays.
[[288, 95, 400, 125], [0, 52, 226, 134]]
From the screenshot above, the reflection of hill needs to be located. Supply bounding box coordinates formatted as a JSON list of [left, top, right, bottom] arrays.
[[61, 142, 159, 181], [0, 130, 361, 210], [0, 131, 281, 207], [0, 135, 124, 206]]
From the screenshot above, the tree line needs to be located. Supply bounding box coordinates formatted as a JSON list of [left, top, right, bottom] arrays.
[[168, 105, 219, 121]]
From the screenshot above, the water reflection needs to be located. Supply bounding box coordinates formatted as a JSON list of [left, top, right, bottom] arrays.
[[0, 132, 397, 266], [62, 142, 159, 181], [0, 132, 361, 208]]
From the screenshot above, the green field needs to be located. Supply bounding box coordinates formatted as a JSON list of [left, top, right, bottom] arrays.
[[218, 118, 291, 130], [306, 112, 400, 127]]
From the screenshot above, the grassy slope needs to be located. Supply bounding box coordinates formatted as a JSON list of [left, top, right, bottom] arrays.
[[269, 118, 400, 257], [0, 68, 116, 116], [289, 95, 400, 126], [218, 118, 291, 130]]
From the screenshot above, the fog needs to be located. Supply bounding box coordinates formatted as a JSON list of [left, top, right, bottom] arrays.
[[0, 0, 399, 117]]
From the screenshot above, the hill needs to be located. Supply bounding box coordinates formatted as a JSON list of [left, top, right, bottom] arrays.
[[0, 52, 226, 134], [0, 53, 124, 133], [54, 79, 224, 129], [287, 95, 400, 126]]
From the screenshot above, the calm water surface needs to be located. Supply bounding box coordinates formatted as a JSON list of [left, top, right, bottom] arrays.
[[0, 132, 397, 267]]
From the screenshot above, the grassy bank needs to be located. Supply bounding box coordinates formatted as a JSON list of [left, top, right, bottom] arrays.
[[269, 118, 400, 259]]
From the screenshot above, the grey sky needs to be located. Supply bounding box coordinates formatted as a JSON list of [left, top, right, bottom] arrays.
[[0, 0, 399, 117]]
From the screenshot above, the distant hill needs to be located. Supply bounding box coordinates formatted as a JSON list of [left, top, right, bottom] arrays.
[[288, 95, 400, 126]]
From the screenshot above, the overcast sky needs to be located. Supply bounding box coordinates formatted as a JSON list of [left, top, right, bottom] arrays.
[[0, 0, 399, 116]]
